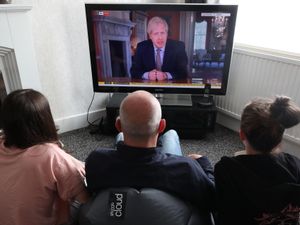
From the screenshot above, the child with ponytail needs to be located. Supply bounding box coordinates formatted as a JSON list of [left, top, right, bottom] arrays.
[[215, 96, 300, 225]]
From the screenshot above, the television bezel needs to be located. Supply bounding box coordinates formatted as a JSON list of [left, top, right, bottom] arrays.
[[85, 3, 238, 95]]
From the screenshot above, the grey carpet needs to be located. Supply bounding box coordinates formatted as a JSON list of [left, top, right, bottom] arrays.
[[59, 124, 243, 165]]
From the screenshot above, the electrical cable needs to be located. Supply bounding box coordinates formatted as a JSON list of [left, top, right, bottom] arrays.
[[86, 92, 102, 127]]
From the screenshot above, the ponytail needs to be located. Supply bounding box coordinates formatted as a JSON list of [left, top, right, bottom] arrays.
[[270, 96, 300, 129]]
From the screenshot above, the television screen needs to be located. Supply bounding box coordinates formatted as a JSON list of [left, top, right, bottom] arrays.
[[85, 3, 237, 95]]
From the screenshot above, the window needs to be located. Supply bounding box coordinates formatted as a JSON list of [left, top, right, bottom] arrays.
[[194, 21, 207, 50], [220, 0, 300, 55]]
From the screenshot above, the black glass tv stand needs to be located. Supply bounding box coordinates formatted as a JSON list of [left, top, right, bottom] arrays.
[[100, 92, 217, 139], [110, 93, 214, 107]]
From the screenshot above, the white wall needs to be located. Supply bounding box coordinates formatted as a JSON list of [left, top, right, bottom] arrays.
[[12, 0, 109, 133]]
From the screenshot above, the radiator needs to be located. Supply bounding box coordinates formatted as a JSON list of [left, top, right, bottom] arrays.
[[215, 45, 300, 145]]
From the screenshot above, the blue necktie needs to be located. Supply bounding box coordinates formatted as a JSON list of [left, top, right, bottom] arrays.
[[156, 48, 162, 71]]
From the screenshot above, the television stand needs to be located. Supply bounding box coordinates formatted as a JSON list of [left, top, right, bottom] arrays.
[[101, 93, 217, 139], [154, 94, 192, 106], [191, 95, 214, 107]]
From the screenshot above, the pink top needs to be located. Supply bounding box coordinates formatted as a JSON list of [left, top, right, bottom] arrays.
[[0, 139, 86, 225]]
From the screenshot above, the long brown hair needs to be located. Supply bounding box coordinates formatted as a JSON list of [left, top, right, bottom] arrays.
[[1, 89, 59, 149], [241, 96, 300, 153]]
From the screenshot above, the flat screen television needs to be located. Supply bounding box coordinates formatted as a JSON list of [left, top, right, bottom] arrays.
[[85, 3, 238, 95]]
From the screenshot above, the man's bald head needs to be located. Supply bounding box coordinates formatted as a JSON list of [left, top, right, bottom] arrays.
[[119, 90, 162, 140]]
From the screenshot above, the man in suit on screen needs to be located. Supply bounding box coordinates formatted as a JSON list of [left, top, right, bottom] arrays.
[[130, 16, 188, 81]]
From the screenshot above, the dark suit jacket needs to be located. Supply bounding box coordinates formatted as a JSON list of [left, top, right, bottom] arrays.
[[130, 39, 188, 80]]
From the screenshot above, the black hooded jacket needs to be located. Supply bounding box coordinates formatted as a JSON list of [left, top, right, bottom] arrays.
[[215, 152, 300, 225]]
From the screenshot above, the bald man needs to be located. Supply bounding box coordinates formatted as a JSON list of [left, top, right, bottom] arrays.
[[85, 91, 215, 210]]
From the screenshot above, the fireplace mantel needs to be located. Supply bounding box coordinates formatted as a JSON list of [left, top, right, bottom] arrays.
[[0, 4, 41, 93]]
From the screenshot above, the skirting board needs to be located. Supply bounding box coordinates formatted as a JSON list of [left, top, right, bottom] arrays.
[[54, 108, 106, 134], [216, 109, 300, 158]]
